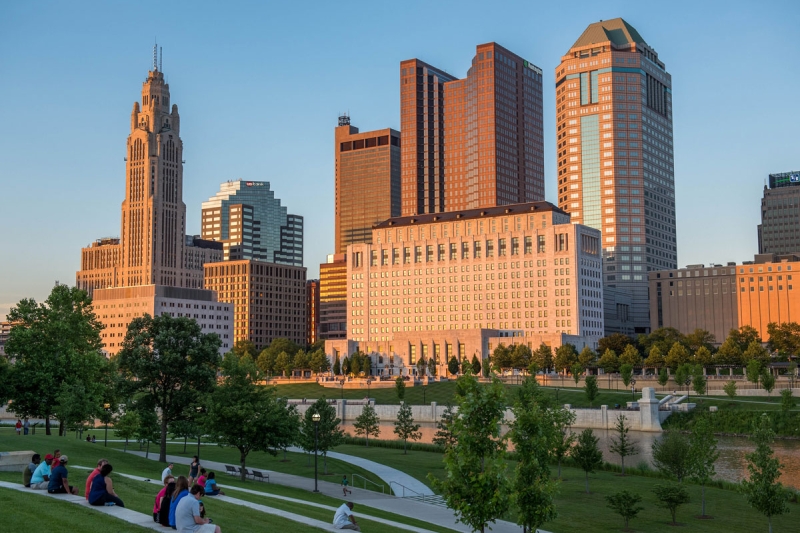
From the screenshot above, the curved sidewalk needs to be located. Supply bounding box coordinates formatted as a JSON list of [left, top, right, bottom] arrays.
[[287, 446, 434, 496]]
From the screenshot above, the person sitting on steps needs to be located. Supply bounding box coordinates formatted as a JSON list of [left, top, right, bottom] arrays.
[[88, 463, 125, 507], [47, 455, 78, 495], [333, 501, 360, 531], [203, 472, 225, 496]]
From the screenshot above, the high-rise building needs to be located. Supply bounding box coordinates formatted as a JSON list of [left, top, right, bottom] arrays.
[[758, 171, 800, 255], [306, 279, 320, 345], [334, 117, 401, 254], [74, 53, 229, 355], [77, 60, 222, 295], [204, 260, 307, 350], [556, 18, 676, 335], [319, 254, 348, 340], [400, 43, 545, 215], [201, 180, 303, 266]]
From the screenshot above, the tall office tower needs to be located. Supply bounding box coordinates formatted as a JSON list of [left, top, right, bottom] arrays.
[[201, 180, 303, 266], [76, 54, 221, 296], [306, 279, 320, 345], [400, 43, 545, 216], [758, 171, 800, 255], [399, 60, 456, 215], [334, 116, 401, 254], [319, 254, 348, 340], [556, 18, 676, 335]]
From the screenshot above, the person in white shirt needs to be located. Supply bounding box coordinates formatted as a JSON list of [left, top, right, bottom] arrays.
[[162, 463, 174, 483], [333, 502, 360, 531]]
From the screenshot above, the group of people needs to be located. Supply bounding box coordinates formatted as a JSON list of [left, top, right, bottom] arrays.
[[14, 418, 30, 435], [22, 451, 123, 508], [155, 459, 222, 532]]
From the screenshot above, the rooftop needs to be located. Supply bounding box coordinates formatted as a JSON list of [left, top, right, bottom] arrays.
[[571, 18, 645, 49], [373, 201, 568, 229]]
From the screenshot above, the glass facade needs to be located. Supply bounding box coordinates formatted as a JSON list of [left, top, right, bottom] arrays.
[[580, 115, 600, 230]]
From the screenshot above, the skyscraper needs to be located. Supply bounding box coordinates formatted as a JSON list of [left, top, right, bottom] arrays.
[[334, 117, 401, 254], [76, 55, 221, 295], [556, 18, 676, 334], [201, 180, 303, 266], [758, 171, 800, 255], [400, 43, 545, 215]]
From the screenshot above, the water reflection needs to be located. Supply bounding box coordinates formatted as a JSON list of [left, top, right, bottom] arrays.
[[342, 422, 800, 489]]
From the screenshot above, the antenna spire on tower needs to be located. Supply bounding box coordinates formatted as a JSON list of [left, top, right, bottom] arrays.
[[159, 47, 163, 72], [153, 40, 158, 71]]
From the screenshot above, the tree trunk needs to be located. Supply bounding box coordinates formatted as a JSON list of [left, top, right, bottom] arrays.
[[159, 418, 168, 463], [183, 437, 187, 454], [404, 439, 407, 455], [585, 471, 589, 493], [124, 438, 128, 453], [768, 516, 772, 533], [146, 440, 150, 459], [240, 451, 248, 482], [366, 434, 369, 448], [324, 454, 328, 475], [621, 456, 625, 476], [45, 417, 51, 436]]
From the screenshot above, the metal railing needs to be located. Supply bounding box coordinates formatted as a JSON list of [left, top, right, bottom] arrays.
[[351, 474, 384, 494], [389, 481, 427, 502]]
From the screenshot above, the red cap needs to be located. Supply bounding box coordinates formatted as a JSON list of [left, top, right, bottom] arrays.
[[44, 454, 54, 460]]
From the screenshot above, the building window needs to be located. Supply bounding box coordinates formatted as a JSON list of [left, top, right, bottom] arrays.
[[524, 236, 532, 255], [537, 235, 546, 253]]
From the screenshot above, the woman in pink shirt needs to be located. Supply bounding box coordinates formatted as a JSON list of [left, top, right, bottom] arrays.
[[153, 475, 174, 521], [196, 468, 207, 487]]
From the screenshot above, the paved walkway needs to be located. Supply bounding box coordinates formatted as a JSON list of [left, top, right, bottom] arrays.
[[123, 450, 526, 533], [287, 446, 434, 496], [0, 480, 163, 531]]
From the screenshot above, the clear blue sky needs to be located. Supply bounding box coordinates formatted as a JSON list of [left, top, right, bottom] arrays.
[[1, 0, 798, 319]]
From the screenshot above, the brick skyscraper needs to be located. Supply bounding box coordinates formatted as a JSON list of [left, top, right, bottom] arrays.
[[400, 43, 544, 216], [556, 19, 676, 334]]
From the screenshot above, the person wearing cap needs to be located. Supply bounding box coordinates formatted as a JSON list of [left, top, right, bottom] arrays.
[[30, 454, 54, 490], [85, 458, 109, 501], [23, 454, 41, 487], [47, 454, 78, 495], [333, 501, 360, 531]]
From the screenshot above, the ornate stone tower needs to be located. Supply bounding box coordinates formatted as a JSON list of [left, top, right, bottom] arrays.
[[121, 60, 186, 287]]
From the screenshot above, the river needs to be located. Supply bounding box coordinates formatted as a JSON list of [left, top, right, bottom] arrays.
[[342, 422, 800, 490]]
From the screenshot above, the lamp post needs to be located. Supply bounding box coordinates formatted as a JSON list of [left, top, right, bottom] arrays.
[[630, 378, 637, 402], [366, 378, 372, 399], [340, 378, 345, 399], [684, 376, 692, 399], [103, 403, 111, 447], [312, 412, 321, 493], [555, 387, 560, 402], [196, 406, 204, 461]]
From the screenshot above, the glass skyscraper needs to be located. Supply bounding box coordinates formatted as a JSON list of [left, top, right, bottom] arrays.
[[201, 180, 303, 267]]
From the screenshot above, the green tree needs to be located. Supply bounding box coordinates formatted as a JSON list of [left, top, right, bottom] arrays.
[[657, 367, 669, 387], [299, 397, 344, 474], [761, 371, 776, 395], [571, 429, 603, 493], [448, 356, 460, 376], [293, 350, 310, 373], [116, 313, 221, 462], [5, 284, 107, 435], [471, 354, 482, 375], [688, 416, 719, 518], [553, 344, 579, 374], [609, 415, 638, 475], [395, 376, 406, 401], [780, 388, 795, 413], [694, 346, 714, 368], [692, 368, 707, 396], [747, 359, 763, 386], [729, 325, 763, 352], [673, 363, 692, 392], [619, 344, 641, 367], [170, 419, 199, 454], [532, 343, 553, 372], [430, 373, 509, 533], [578, 346, 596, 368], [353, 404, 380, 447], [743, 340, 770, 364], [511, 344, 533, 370], [597, 349, 619, 373], [666, 342, 691, 370], [584, 375, 599, 407], [432, 404, 457, 449], [620, 364, 634, 388], [394, 402, 421, 454], [204, 353, 299, 481], [309, 349, 331, 375], [551, 409, 577, 480], [767, 321, 800, 356], [653, 483, 690, 525], [686, 328, 716, 353], [491, 343, 512, 372], [231, 340, 257, 358], [652, 431, 692, 482], [723, 380, 738, 398], [341, 355, 351, 375], [332, 353, 341, 376], [599, 333, 634, 355], [715, 336, 743, 365], [509, 378, 559, 533], [742, 415, 790, 533], [570, 364, 583, 386], [133, 406, 160, 456], [787, 361, 798, 388], [605, 491, 644, 531], [350, 352, 362, 376], [638, 327, 686, 356], [644, 345, 666, 369], [113, 410, 140, 452]]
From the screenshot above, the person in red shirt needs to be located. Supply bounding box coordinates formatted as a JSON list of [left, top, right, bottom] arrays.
[[51, 450, 62, 469], [85, 458, 108, 501], [15, 419, 22, 435]]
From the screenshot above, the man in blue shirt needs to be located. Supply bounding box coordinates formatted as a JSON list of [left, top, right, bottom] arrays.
[[30, 454, 53, 490], [47, 454, 78, 495]]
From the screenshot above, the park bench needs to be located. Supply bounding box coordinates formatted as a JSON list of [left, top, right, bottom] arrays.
[[224, 465, 237, 476], [252, 470, 269, 483]]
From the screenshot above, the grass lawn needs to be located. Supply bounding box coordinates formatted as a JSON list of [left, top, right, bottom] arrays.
[[0, 430, 457, 533]]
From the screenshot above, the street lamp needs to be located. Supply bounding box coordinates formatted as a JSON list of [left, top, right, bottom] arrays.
[[630, 378, 637, 401], [423, 382, 427, 404], [555, 387, 560, 402], [311, 412, 321, 493], [103, 403, 111, 447], [366, 378, 372, 399], [684, 376, 692, 399], [339, 378, 345, 399]]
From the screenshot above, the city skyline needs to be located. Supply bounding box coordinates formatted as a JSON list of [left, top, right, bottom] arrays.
[[1, 0, 799, 319]]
